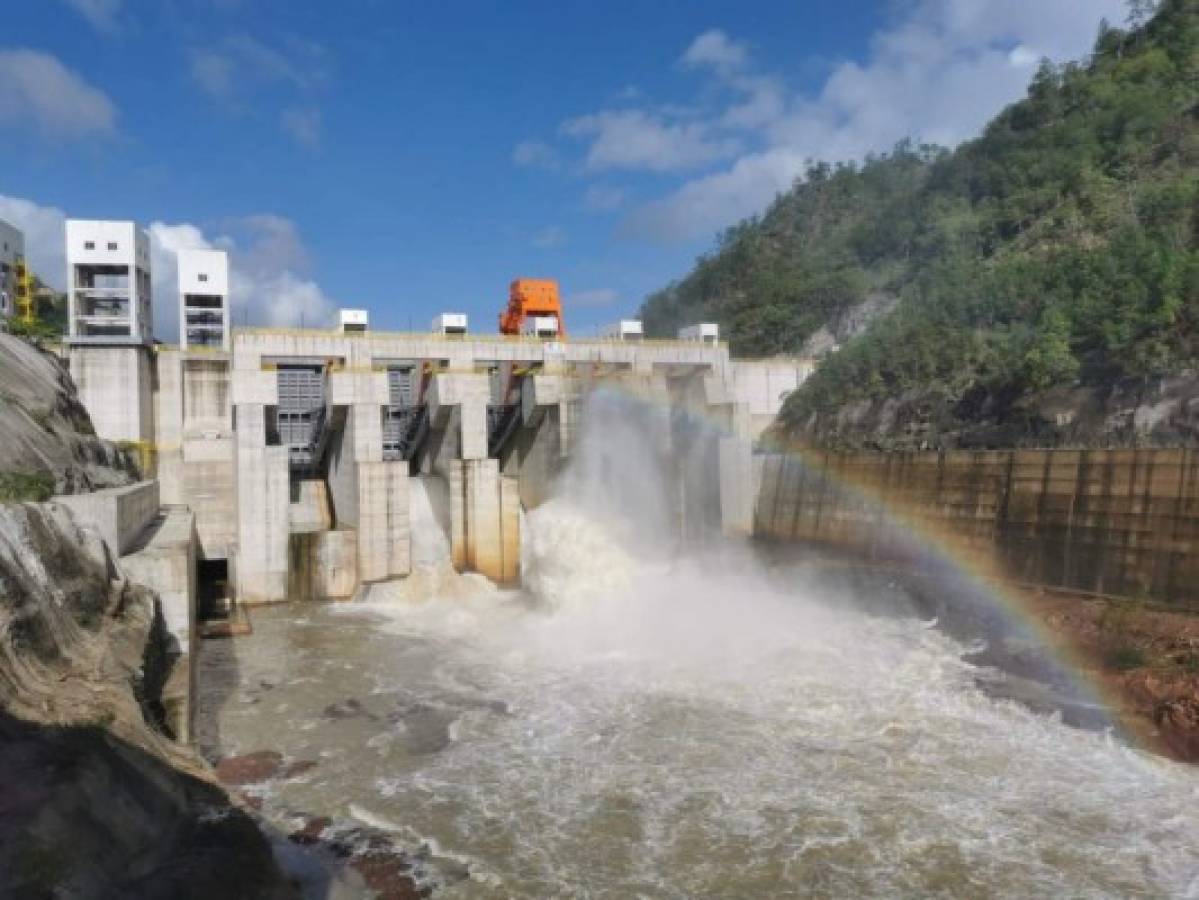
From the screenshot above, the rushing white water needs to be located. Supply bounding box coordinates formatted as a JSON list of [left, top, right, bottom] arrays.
[[201, 393, 1199, 898]]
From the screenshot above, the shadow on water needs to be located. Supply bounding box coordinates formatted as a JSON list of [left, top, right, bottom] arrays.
[[194, 629, 240, 764]]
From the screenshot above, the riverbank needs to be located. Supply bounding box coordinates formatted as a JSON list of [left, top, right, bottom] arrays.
[[1016, 588, 1199, 763]]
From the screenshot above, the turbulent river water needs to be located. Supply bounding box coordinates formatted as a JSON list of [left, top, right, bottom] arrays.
[[200, 397, 1199, 898]]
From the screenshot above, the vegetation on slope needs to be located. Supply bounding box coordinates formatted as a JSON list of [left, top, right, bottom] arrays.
[[640, 1, 1199, 444], [7, 280, 68, 342]]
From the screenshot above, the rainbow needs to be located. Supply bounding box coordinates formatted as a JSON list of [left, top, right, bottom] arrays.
[[588, 379, 1136, 748]]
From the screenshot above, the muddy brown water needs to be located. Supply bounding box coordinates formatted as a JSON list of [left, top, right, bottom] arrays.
[[197, 557, 1199, 898]]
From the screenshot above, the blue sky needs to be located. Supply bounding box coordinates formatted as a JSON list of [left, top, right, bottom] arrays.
[[1, 0, 1124, 340]]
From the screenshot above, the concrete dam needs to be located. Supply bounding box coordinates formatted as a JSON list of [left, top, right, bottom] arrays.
[[70, 328, 800, 598]]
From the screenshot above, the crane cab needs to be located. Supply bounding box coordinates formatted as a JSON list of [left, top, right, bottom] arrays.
[[499, 278, 566, 337]]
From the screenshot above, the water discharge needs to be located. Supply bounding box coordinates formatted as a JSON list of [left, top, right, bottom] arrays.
[[201, 391, 1199, 898]]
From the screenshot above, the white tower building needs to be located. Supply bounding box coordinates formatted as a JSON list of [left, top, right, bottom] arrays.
[[64, 219, 155, 447], [0, 218, 24, 325], [66, 219, 152, 344], [178, 248, 230, 351]]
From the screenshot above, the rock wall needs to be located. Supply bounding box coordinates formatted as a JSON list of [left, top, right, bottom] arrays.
[[0, 334, 137, 494], [0, 501, 297, 898], [787, 372, 1199, 452], [755, 447, 1199, 609]]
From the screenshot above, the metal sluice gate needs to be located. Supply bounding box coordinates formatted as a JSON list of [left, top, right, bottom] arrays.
[[382, 365, 428, 461], [276, 365, 326, 471]]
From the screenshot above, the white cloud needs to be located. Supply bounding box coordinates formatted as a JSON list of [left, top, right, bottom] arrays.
[[562, 109, 741, 173], [565, 288, 619, 308], [531, 226, 566, 249], [720, 74, 786, 130], [625, 147, 805, 241], [190, 51, 236, 99], [512, 139, 559, 169], [149, 215, 336, 335], [627, 0, 1126, 241], [0, 196, 70, 290], [1008, 45, 1040, 67], [280, 106, 321, 147], [680, 29, 748, 72], [194, 36, 330, 148], [62, 0, 125, 33], [192, 33, 322, 101], [0, 49, 116, 138], [190, 33, 329, 135], [582, 185, 628, 212], [0, 194, 335, 338]]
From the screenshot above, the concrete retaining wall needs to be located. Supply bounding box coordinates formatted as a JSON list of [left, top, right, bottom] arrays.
[[120, 506, 197, 741], [755, 448, 1199, 609], [54, 480, 160, 556], [729, 358, 816, 439]]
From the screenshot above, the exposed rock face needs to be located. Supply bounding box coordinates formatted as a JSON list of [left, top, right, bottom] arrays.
[[790, 372, 1199, 451], [0, 501, 298, 899], [0, 334, 137, 493], [799, 292, 899, 359]]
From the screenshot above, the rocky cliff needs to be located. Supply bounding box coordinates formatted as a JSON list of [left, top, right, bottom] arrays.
[[0, 334, 137, 497], [0, 501, 299, 899], [782, 372, 1199, 451]]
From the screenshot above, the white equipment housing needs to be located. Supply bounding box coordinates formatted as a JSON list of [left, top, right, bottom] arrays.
[[600, 319, 643, 341], [432, 312, 468, 336], [339, 308, 369, 333], [679, 322, 719, 345], [523, 315, 560, 338]]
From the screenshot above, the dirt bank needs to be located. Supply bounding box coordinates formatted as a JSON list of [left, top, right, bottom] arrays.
[[1019, 588, 1199, 764]]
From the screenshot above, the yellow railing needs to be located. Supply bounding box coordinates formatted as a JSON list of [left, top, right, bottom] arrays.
[[115, 440, 157, 479]]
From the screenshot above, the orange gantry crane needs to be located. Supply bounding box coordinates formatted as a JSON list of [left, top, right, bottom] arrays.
[[498, 278, 566, 338]]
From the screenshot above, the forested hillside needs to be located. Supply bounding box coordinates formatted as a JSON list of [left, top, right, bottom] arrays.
[[641, 0, 1199, 448]]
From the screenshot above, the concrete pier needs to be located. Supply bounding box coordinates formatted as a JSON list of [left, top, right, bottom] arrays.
[[288, 529, 358, 601], [355, 461, 411, 582], [69, 345, 154, 446], [232, 402, 290, 602], [446, 458, 520, 583]]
